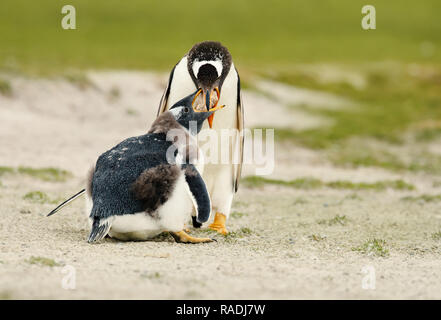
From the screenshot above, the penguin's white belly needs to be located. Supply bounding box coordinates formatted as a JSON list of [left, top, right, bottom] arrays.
[[107, 174, 193, 241], [108, 213, 163, 241]]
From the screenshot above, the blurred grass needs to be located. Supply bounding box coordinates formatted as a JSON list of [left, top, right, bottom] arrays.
[[402, 194, 441, 203], [0, 78, 12, 96], [0, 1, 440, 174], [26, 256, 60, 267], [263, 63, 441, 173], [243, 175, 415, 191], [269, 64, 441, 148], [0, 166, 72, 182], [0, 0, 440, 73], [352, 239, 389, 257]]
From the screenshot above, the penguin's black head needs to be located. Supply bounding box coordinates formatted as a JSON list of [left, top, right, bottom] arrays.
[[187, 41, 232, 128], [169, 89, 225, 134]]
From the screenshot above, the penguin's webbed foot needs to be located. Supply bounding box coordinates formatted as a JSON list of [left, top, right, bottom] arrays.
[[170, 231, 215, 244], [208, 212, 228, 235]]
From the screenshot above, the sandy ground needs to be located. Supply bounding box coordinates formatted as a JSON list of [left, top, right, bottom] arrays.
[[0, 71, 440, 299]]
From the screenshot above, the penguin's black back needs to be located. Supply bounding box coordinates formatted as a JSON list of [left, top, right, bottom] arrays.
[[90, 132, 177, 219]]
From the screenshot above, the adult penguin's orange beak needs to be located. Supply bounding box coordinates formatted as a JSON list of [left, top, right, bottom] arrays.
[[206, 87, 220, 129], [191, 88, 203, 108], [192, 87, 220, 128]]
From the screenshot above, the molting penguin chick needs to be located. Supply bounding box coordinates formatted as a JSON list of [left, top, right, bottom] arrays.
[[86, 89, 225, 244]]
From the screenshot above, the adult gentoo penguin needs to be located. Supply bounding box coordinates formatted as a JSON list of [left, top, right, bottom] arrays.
[[55, 90, 225, 244], [157, 41, 244, 235]]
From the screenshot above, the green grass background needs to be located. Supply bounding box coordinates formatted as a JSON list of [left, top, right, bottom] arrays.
[[1, 1, 440, 174], [0, 0, 440, 72]]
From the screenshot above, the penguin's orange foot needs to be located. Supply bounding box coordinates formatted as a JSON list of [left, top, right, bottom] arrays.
[[208, 212, 228, 235], [170, 231, 214, 244]]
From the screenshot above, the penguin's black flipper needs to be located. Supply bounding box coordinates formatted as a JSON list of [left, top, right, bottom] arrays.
[[87, 217, 112, 243], [183, 164, 211, 224], [157, 65, 176, 116], [234, 71, 244, 193], [191, 216, 202, 228]]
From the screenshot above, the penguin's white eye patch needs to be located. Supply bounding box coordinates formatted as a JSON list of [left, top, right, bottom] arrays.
[[192, 60, 222, 79], [169, 108, 182, 118]]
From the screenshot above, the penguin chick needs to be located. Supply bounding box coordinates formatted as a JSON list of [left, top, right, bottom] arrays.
[[86, 89, 225, 243]]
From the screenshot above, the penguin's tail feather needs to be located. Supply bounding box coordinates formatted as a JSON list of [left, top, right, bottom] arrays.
[[47, 189, 86, 217], [88, 217, 112, 243]]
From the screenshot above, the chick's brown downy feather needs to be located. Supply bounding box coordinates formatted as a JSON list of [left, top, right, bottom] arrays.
[[131, 164, 181, 217]]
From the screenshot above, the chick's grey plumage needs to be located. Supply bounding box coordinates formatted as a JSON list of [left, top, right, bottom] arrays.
[[87, 90, 215, 243], [90, 132, 173, 219]]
